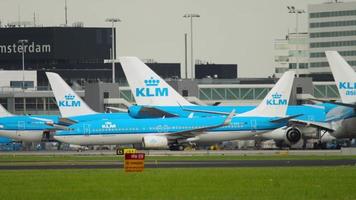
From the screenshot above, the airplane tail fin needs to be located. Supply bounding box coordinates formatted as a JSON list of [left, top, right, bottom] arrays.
[[119, 57, 194, 106], [325, 51, 356, 104], [239, 71, 295, 117], [0, 104, 13, 117], [46, 72, 97, 118]]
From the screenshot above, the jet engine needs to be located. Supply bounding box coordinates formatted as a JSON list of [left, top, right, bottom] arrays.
[[285, 127, 302, 144], [261, 127, 302, 146], [142, 135, 169, 149]]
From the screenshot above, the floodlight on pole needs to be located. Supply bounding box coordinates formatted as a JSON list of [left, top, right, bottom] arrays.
[[18, 39, 28, 89], [287, 6, 305, 78], [105, 18, 121, 83], [183, 13, 200, 79]]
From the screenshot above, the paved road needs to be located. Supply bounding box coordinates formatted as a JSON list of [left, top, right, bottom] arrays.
[[0, 149, 354, 156], [0, 159, 355, 170]]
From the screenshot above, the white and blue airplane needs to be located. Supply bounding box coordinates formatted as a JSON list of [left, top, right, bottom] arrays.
[[0, 104, 59, 141], [0, 72, 132, 143], [54, 71, 302, 149], [118, 57, 333, 145], [295, 51, 356, 139]]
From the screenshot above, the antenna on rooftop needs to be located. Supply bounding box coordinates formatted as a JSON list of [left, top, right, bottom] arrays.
[[64, 0, 68, 26], [33, 12, 36, 27]]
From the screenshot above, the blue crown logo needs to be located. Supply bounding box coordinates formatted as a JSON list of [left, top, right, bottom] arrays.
[[64, 94, 75, 100], [144, 77, 160, 87], [272, 93, 282, 99]]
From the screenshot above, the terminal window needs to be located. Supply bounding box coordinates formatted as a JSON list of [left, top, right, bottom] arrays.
[[10, 81, 34, 89]]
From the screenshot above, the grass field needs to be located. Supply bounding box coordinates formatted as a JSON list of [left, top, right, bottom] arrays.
[[0, 167, 355, 200]]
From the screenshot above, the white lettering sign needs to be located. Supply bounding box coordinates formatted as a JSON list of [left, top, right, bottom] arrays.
[[0, 42, 51, 54]]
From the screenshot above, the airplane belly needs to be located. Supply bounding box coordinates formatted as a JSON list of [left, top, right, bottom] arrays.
[[198, 131, 264, 143], [54, 133, 161, 145], [0, 130, 43, 142]]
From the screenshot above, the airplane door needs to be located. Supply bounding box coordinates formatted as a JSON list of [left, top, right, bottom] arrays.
[[83, 124, 91, 136], [18, 121, 25, 130], [250, 120, 257, 132], [308, 115, 314, 121], [17, 121, 25, 137]]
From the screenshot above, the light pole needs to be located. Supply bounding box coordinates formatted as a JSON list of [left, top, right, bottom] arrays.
[[183, 13, 200, 79], [18, 39, 28, 89], [287, 6, 305, 78], [105, 18, 121, 83]]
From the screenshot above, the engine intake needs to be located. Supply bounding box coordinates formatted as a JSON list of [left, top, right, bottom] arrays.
[[286, 128, 302, 144]]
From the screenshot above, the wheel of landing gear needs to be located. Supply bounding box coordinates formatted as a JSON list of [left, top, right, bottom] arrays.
[[178, 145, 184, 151], [169, 145, 184, 151]]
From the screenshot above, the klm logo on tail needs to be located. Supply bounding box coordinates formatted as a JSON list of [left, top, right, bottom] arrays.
[[135, 77, 168, 97], [58, 94, 81, 107], [339, 82, 356, 96], [266, 93, 287, 105]]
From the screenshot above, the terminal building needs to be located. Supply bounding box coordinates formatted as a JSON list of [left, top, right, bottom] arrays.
[[275, 1, 356, 81], [308, 0, 356, 76], [0, 26, 241, 114]]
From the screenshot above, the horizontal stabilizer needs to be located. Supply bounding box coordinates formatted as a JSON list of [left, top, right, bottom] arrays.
[[58, 118, 78, 126], [106, 107, 128, 113], [212, 102, 221, 106], [270, 114, 303, 123], [138, 106, 179, 118], [180, 107, 237, 116]]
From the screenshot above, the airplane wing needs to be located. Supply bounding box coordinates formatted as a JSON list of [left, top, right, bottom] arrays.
[[167, 109, 235, 139], [288, 119, 335, 132], [212, 102, 221, 106]]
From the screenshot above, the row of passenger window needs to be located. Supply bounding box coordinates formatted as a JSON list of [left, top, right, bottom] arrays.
[[82, 123, 247, 133]]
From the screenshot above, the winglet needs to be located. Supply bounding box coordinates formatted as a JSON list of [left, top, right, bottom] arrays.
[[46, 72, 97, 117], [326, 51, 356, 104], [239, 71, 295, 117], [119, 57, 194, 106], [223, 109, 235, 126]]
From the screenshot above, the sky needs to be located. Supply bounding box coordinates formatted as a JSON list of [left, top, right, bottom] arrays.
[[0, 0, 350, 77]]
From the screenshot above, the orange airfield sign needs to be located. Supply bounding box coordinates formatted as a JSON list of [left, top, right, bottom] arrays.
[[124, 153, 145, 172]]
